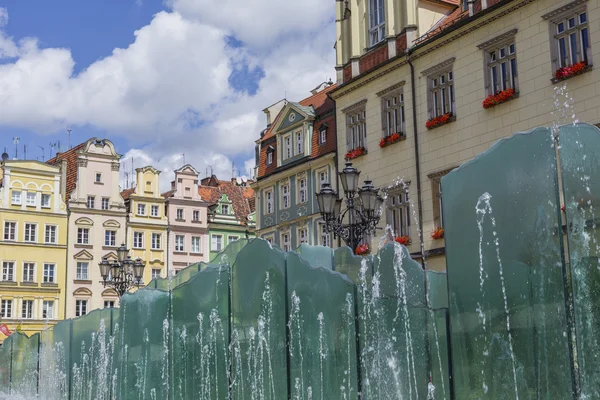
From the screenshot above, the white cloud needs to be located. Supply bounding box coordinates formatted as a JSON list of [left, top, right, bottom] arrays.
[[0, 2, 336, 180]]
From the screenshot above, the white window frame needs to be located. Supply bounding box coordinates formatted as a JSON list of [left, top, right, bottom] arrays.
[[176, 208, 184, 220], [175, 235, 185, 252], [26, 192, 37, 207], [319, 127, 327, 144], [267, 151, 273, 165], [265, 188, 274, 214], [2, 261, 15, 282], [228, 235, 239, 244], [298, 227, 308, 244], [284, 135, 292, 160], [42, 300, 54, 319], [105, 230, 116, 247], [387, 189, 411, 237], [211, 234, 223, 252], [4, 221, 16, 241], [192, 210, 200, 221], [95, 172, 102, 183], [296, 131, 303, 155], [101, 197, 110, 210], [1, 299, 12, 318], [87, 196, 95, 209], [346, 109, 367, 151], [41, 193, 51, 208], [151, 233, 162, 250], [75, 299, 88, 317], [319, 222, 331, 247], [11, 190, 22, 205], [482, 36, 519, 95], [151, 269, 161, 279], [43, 263, 55, 283], [104, 300, 115, 309], [22, 262, 35, 282], [381, 90, 405, 137], [21, 299, 33, 319], [428, 68, 455, 119], [281, 183, 290, 209], [76, 262, 89, 280], [368, 0, 386, 46], [137, 203, 146, 216], [298, 177, 307, 204], [547, 7, 590, 70], [151, 205, 159, 217], [77, 227, 90, 245], [24, 223, 37, 243], [133, 232, 144, 249], [318, 170, 329, 190], [191, 236, 201, 253], [45, 225, 57, 244], [221, 204, 229, 215]]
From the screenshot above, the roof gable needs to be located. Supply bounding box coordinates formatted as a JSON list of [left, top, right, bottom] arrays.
[[275, 105, 310, 132], [73, 249, 94, 260]]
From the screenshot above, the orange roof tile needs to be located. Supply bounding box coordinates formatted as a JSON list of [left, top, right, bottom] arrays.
[[198, 178, 255, 225], [121, 188, 135, 201], [46, 142, 86, 201]]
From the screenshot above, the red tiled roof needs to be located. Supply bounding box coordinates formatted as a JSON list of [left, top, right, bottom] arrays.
[[198, 178, 255, 225], [121, 188, 135, 201], [161, 189, 176, 199], [415, 7, 468, 45], [46, 142, 86, 201]]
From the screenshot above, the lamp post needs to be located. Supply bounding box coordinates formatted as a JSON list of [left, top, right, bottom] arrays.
[[99, 243, 146, 297], [316, 162, 384, 254]]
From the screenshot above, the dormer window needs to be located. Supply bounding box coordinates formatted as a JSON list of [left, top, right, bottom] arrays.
[[296, 131, 303, 155], [284, 135, 292, 160], [267, 151, 273, 165], [369, 0, 386, 46], [319, 124, 328, 145], [222, 204, 229, 215]]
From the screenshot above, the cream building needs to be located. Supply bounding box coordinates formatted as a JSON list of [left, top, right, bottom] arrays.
[[330, 0, 598, 270], [0, 158, 68, 342], [48, 139, 126, 317], [121, 166, 168, 284]]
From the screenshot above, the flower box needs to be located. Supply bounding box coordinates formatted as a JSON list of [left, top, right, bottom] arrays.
[[379, 132, 404, 148], [482, 88, 517, 109], [395, 235, 411, 246], [356, 243, 370, 255], [553, 61, 590, 83], [431, 227, 444, 240], [345, 147, 367, 160], [426, 113, 453, 130]]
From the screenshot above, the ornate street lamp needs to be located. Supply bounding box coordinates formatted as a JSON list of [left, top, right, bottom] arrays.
[[316, 162, 384, 254], [99, 243, 146, 297]]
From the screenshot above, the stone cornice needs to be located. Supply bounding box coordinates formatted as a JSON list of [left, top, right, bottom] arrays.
[[427, 166, 458, 179], [340, 99, 368, 114], [421, 57, 456, 76], [541, 0, 587, 20], [331, 60, 408, 99], [477, 28, 518, 50], [376, 81, 406, 97]]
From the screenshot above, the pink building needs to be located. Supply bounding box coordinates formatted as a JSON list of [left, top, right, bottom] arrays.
[[162, 165, 210, 273]]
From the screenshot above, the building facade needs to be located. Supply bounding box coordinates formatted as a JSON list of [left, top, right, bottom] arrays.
[[122, 166, 169, 284], [48, 139, 126, 318], [198, 175, 256, 260], [0, 159, 68, 342], [252, 83, 338, 250], [330, 0, 600, 270], [163, 165, 211, 272]]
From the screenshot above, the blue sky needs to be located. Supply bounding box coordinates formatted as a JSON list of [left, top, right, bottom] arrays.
[[0, 0, 335, 188]]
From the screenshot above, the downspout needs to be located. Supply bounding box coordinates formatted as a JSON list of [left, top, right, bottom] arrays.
[[328, 93, 342, 251]]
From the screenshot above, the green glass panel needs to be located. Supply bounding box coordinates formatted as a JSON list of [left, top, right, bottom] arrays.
[[10, 331, 39, 397], [70, 308, 114, 400], [39, 320, 71, 400], [430, 309, 451, 400], [172, 264, 230, 399], [0, 334, 12, 394], [230, 240, 287, 399], [287, 252, 358, 400], [113, 288, 171, 400], [558, 122, 600, 398], [443, 127, 573, 399], [428, 271, 449, 310], [296, 243, 334, 270], [334, 246, 369, 284]]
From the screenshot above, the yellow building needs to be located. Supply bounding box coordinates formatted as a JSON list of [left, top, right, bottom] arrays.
[[122, 166, 168, 284], [0, 158, 68, 342]]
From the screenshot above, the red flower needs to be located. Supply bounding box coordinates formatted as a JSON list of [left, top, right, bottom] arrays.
[[379, 137, 388, 148], [356, 243, 370, 255], [554, 61, 588, 81], [426, 113, 452, 129], [345, 147, 366, 160], [482, 88, 516, 109], [431, 227, 445, 240], [379, 132, 403, 148], [561, 205, 566, 212], [395, 235, 411, 245]]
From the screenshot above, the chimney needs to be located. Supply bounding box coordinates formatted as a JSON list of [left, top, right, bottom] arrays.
[[60, 159, 67, 200]]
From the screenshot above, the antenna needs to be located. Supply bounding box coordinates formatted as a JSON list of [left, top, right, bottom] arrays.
[[131, 158, 134, 188], [125, 172, 130, 189], [182, 153, 185, 165], [67, 128, 72, 149], [232, 161, 235, 179], [12, 137, 19, 159], [23, 144, 27, 160], [38, 146, 44, 162]]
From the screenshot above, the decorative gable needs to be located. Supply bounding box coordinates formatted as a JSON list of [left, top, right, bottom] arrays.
[[73, 249, 93, 261], [277, 107, 307, 131]]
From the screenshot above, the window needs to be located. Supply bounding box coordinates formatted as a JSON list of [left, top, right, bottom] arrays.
[[298, 178, 307, 204], [151, 205, 159, 217], [265, 189, 274, 214], [43, 264, 55, 283], [546, 9, 590, 71], [137, 203, 146, 215], [429, 169, 455, 228], [346, 109, 367, 151], [265, 236, 274, 244], [191, 236, 201, 253], [319, 223, 331, 247], [42, 300, 54, 319], [41, 194, 51, 208], [429, 69, 455, 118], [95, 173, 102, 183], [104, 300, 115, 309], [267, 151, 273, 165], [133, 232, 144, 249], [87, 196, 95, 209], [211, 235, 223, 252], [11, 190, 22, 205], [22, 300, 33, 319], [284, 135, 292, 159], [382, 91, 405, 137], [176, 208, 184, 220], [2, 262, 15, 281], [75, 300, 88, 317], [105, 230, 116, 247], [1, 300, 12, 318], [146, 181, 152, 192], [76, 262, 89, 280], [485, 41, 518, 95], [45, 225, 57, 244], [151, 233, 162, 250], [4, 221, 16, 241], [221, 204, 229, 215], [77, 228, 89, 244], [26, 192, 36, 206], [369, 0, 386, 46], [281, 232, 291, 252], [387, 189, 411, 237], [193, 210, 200, 221], [319, 170, 329, 190], [228, 235, 239, 244], [319, 126, 327, 144], [152, 269, 161, 279], [175, 235, 185, 252], [185, 187, 191, 197], [298, 227, 308, 244], [282, 184, 290, 209], [296, 131, 303, 155], [24, 223, 37, 242], [102, 198, 110, 210], [23, 263, 35, 282]]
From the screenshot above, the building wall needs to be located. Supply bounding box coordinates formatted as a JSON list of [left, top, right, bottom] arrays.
[[332, 0, 600, 271], [0, 161, 68, 341]]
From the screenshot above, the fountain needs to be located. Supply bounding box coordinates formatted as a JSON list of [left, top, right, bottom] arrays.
[[2, 123, 600, 399]]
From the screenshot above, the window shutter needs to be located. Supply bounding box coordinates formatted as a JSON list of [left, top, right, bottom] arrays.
[[427, 81, 433, 119], [432, 179, 441, 227], [346, 126, 352, 151]]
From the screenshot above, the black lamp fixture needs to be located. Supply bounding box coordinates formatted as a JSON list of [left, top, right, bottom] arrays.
[[316, 162, 384, 254], [99, 243, 146, 297]]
